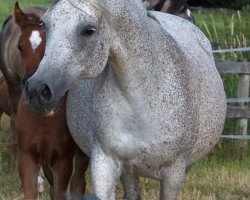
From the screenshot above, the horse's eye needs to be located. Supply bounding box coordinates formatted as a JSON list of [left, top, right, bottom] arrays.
[[39, 20, 43, 26], [39, 21, 46, 30], [17, 44, 23, 53], [81, 27, 96, 36]]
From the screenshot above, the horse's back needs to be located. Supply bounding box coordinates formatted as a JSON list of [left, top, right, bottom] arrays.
[[150, 11, 211, 58]]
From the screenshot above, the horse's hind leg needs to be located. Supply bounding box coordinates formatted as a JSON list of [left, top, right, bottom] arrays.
[[159, 157, 186, 200], [70, 147, 89, 199], [8, 117, 18, 174], [18, 150, 41, 199], [0, 109, 3, 131]]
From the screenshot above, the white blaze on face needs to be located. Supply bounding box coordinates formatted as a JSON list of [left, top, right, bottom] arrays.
[[29, 30, 42, 50]]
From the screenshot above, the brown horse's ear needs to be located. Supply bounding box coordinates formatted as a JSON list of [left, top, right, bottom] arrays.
[[13, 2, 28, 28]]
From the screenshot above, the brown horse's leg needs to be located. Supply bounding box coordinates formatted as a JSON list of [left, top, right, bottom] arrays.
[[42, 161, 54, 199], [0, 109, 3, 131], [52, 156, 74, 200], [0, 109, 3, 173], [8, 116, 18, 174], [18, 150, 41, 200], [70, 148, 90, 198]]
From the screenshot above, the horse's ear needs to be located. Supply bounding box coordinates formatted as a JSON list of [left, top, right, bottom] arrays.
[[13, 2, 28, 28]]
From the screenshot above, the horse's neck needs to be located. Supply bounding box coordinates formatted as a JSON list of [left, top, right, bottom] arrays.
[[107, 10, 162, 98]]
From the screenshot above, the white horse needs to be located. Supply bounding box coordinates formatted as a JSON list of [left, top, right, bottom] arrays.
[[24, 0, 226, 199]]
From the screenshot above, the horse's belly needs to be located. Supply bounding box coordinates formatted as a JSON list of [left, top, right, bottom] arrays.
[[67, 61, 225, 175]]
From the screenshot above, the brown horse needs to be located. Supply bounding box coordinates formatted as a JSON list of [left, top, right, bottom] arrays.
[[0, 77, 10, 115], [146, 0, 196, 23], [0, 6, 47, 115], [0, 75, 18, 173], [0, 76, 11, 130], [13, 3, 89, 200], [0, 4, 47, 173]]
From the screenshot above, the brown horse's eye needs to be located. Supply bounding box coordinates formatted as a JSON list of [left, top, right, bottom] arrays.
[[39, 20, 46, 31], [17, 44, 23, 53]]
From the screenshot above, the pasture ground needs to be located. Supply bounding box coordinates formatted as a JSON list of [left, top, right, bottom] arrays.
[[0, 0, 250, 199], [1, 113, 250, 199]]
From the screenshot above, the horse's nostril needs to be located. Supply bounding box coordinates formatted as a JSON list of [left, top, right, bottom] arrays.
[[39, 84, 53, 103]]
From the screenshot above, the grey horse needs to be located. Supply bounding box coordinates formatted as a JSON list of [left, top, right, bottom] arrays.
[[24, 0, 226, 199]]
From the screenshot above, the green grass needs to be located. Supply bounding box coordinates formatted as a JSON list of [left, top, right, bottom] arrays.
[[194, 8, 250, 135], [195, 8, 250, 60], [0, 1, 250, 199], [0, 143, 250, 200], [0, 0, 54, 29]]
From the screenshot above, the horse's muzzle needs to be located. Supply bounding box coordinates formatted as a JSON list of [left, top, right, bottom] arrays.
[[23, 76, 54, 114]]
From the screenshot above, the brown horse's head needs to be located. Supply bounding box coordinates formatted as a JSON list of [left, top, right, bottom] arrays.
[[14, 2, 46, 76]]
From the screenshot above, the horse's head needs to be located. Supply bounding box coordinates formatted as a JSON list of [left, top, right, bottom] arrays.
[[14, 2, 46, 76], [24, 0, 112, 114]]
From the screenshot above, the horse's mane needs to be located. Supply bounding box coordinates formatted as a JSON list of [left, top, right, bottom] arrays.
[[2, 16, 12, 29], [67, 0, 110, 22]]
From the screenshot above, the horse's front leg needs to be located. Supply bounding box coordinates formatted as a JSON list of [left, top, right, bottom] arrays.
[[18, 149, 41, 199], [52, 155, 74, 200], [70, 147, 90, 199], [120, 173, 141, 200], [91, 145, 122, 200], [160, 157, 186, 200], [41, 161, 54, 198]]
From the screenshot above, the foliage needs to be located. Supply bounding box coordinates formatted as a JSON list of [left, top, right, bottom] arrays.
[[206, 0, 250, 9], [0, 0, 54, 31], [195, 9, 250, 60], [194, 8, 250, 137]]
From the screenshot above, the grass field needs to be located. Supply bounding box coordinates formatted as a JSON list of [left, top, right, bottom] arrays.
[[0, 0, 53, 26], [0, 0, 250, 199]]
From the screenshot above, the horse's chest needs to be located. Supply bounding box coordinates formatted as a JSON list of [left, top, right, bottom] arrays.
[[67, 77, 190, 169], [89, 91, 180, 163]]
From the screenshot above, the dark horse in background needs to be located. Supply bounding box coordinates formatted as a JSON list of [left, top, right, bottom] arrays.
[[146, 0, 195, 23], [0, 3, 89, 200]]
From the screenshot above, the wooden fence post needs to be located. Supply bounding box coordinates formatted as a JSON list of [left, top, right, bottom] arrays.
[[215, 58, 250, 141]]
